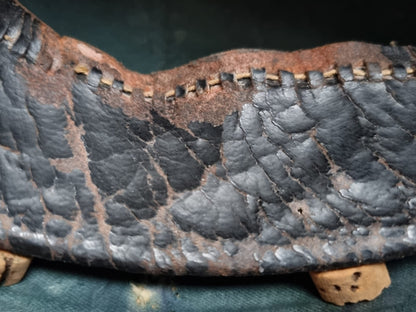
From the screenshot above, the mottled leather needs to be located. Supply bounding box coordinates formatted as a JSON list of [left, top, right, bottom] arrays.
[[1, 0, 416, 276]]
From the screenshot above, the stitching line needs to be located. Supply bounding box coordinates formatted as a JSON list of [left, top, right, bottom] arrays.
[[72, 63, 416, 102], [2, 25, 415, 101]]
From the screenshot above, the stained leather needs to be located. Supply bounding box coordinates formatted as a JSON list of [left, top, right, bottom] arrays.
[[1, 0, 416, 277]]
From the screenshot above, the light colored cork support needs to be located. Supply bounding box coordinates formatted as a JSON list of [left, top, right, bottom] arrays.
[[309, 263, 391, 306], [0, 250, 32, 286]]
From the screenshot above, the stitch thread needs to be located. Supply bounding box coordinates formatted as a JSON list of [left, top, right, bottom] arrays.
[[323, 69, 337, 78], [123, 84, 133, 94], [72, 63, 415, 102], [265, 74, 279, 80], [165, 89, 175, 98], [144, 90, 153, 97], [207, 78, 221, 87], [100, 77, 113, 86], [352, 68, 367, 77], [294, 73, 307, 80], [74, 63, 89, 75], [382, 69, 393, 76], [235, 72, 252, 80]]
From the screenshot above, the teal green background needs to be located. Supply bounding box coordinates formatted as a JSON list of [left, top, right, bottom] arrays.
[[2, 1, 416, 311], [1, 256, 416, 311]]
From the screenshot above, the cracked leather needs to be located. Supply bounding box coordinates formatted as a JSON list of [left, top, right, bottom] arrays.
[[1, 0, 416, 276]]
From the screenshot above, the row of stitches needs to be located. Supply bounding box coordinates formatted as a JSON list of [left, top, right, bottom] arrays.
[[72, 62, 416, 102]]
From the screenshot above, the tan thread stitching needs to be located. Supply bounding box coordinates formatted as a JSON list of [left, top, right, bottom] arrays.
[[144, 90, 154, 97], [352, 68, 367, 77], [123, 84, 133, 93], [235, 72, 252, 80], [73, 64, 415, 101], [100, 77, 113, 86], [207, 78, 221, 87], [294, 73, 307, 80], [74, 63, 89, 75], [165, 89, 175, 98], [266, 73, 279, 80], [381, 69, 393, 76], [187, 85, 196, 92], [323, 69, 337, 78]]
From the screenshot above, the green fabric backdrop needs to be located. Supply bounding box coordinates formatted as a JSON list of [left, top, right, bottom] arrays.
[[2, 1, 416, 311]]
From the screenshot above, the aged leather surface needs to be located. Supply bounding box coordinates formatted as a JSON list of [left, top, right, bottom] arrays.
[[1, 0, 416, 276]]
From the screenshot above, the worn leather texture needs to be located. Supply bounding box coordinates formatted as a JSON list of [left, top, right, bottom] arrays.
[[0, 0, 416, 310], [1, 0, 416, 277]]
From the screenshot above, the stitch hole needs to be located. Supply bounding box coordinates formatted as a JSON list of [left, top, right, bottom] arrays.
[[296, 78, 310, 89], [266, 76, 280, 87], [237, 78, 252, 89], [112, 79, 124, 91], [220, 72, 234, 82], [75, 72, 87, 82], [323, 69, 339, 85], [392, 65, 408, 80], [324, 74, 339, 86], [122, 89, 132, 96], [175, 85, 186, 97], [196, 79, 207, 93]]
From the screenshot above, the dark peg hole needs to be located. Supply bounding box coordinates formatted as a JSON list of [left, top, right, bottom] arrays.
[[352, 271, 362, 281], [334, 285, 341, 291], [297, 208, 303, 215], [351, 285, 359, 292]]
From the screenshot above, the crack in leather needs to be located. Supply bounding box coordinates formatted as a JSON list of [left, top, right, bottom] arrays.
[[1, 0, 416, 276]]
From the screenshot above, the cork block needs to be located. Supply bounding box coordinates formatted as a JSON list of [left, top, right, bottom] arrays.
[[0, 250, 32, 286], [310, 263, 391, 306]]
